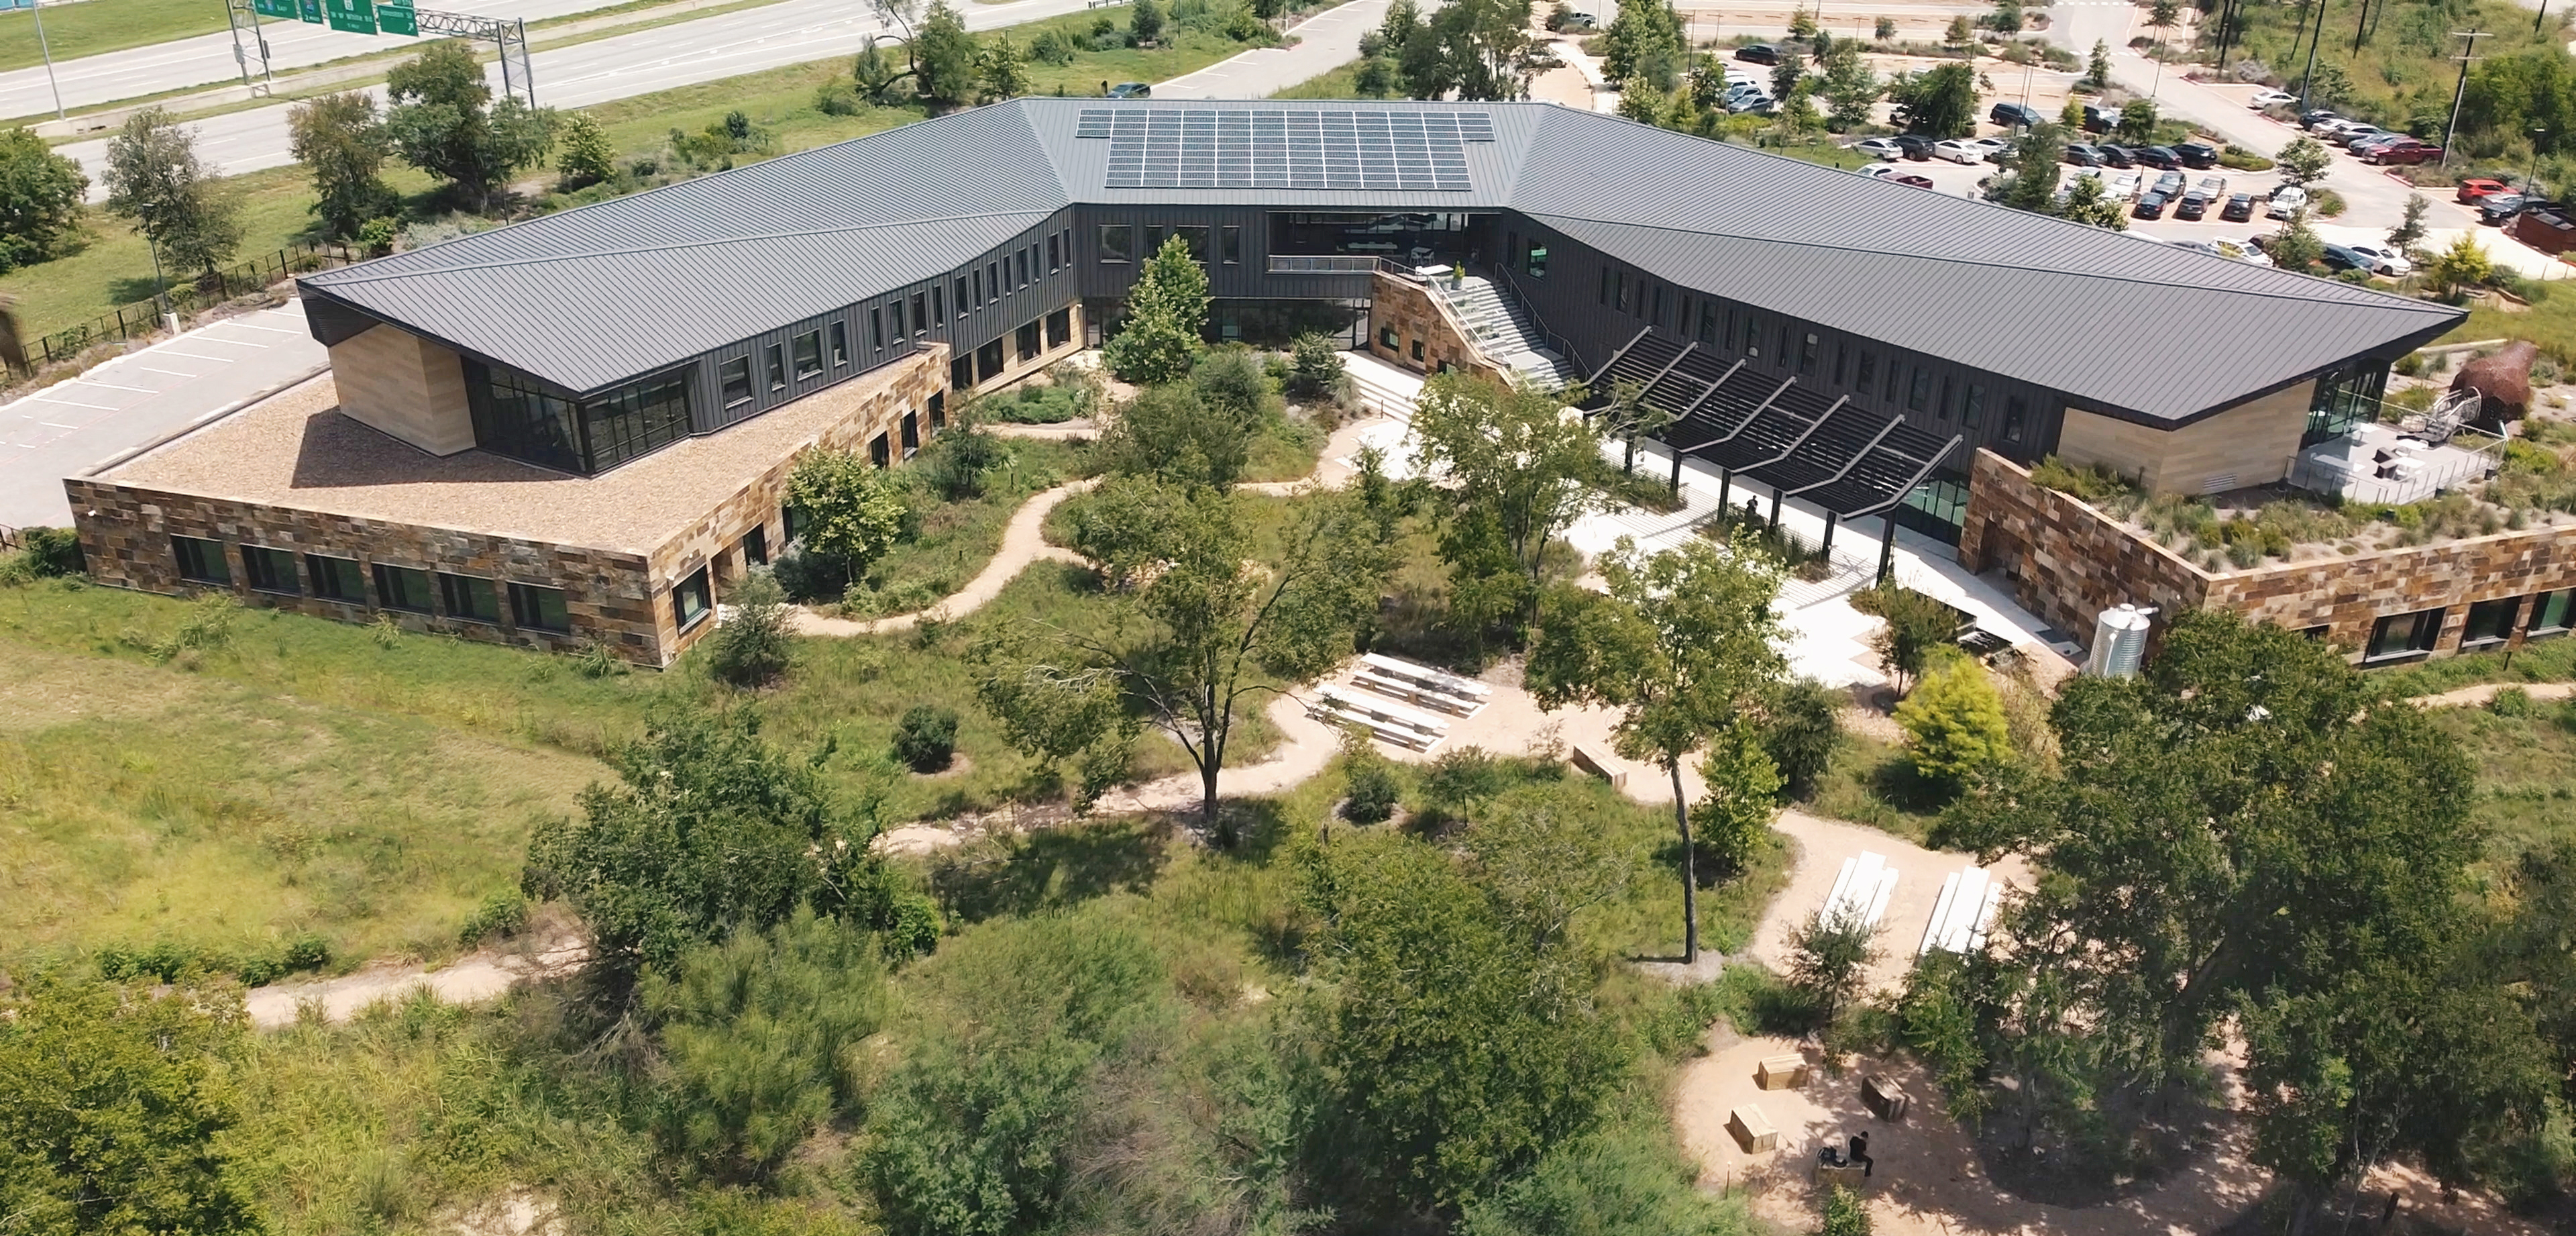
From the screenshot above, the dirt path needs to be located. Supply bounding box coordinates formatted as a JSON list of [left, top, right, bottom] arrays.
[[787, 478, 1097, 637], [2408, 680, 2576, 709], [242, 934, 589, 1029]]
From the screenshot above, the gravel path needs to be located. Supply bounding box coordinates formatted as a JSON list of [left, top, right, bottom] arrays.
[[241, 935, 589, 1029]]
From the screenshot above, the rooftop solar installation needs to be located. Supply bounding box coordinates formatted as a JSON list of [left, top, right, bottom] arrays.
[[1077, 108, 1487, 191]]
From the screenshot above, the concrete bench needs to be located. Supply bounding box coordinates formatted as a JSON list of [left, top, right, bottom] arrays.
[[1310, 699, 1439, 751], [1362, 652, 1493, 699], [1727, 1104, 1777, 1153], [1316, 684, 1446, 738], [1352, 669, 1481, 715], [1756, 1054, 1807, 1090]]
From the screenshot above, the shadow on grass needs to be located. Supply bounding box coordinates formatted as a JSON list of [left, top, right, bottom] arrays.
[[930, 817, 1170, 923]]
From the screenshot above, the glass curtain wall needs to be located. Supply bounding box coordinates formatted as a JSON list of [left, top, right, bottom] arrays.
[[2302, 363, 2389, 446], [467, 361, 694, 475]]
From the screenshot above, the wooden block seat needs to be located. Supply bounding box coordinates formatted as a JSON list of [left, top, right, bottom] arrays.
[[1756, 1054, 1807, 1090], [1813, 1160, 1867, 1188], [1727, 1103, 1777, 1153], [1862, 1074, 1911, 1123]]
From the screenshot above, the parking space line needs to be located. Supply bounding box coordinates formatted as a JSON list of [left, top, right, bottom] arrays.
[[193, 336, 270, 348], [157, 350, 236, 362], [223, 321, 303, 334], [138, 366, 202, 378], [71, 378, 155, 393], [27, 393, 121, 411], [40, 422, 81, 429]]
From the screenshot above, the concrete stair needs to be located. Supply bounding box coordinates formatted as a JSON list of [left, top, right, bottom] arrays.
[[1430, 275, 1580, 390], [1343, 350, 1427, 421]]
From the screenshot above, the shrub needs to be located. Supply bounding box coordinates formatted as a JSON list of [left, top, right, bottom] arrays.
[[2216, 147, 2273, 171], [1285, 330, 1348, 403], [2491, 685, 2538, 717], [893, 705, 960, 773], [1894, 656, 2012, 789], [1342, 758, 1401, 823], [458, 889, 529, 947], [2314, 187, 2347, 217], [1868, 584, 1961, 696], [1821, 1183, 1872, 1236], [1764, 678, 1846, 796], [704, 570, 794, 688]]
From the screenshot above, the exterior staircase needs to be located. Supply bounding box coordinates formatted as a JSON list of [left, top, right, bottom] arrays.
[[1428, 274, 1580, 390]]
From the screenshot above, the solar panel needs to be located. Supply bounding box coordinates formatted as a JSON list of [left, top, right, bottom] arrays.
[[1099, 108, 1474, 191]]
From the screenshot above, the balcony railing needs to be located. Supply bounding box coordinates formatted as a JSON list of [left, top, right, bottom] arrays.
[[1267, 254, 1385, 274]]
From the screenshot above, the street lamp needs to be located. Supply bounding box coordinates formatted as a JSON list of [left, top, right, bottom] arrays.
[[2532, 127, 2550, 201]]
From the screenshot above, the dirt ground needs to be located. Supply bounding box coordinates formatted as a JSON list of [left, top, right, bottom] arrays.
[[241, 931, 589, 1029]]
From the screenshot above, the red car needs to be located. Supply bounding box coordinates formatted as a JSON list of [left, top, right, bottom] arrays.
[[2458, 177, 2511, 203], [2363, 140, 2445, 166], [1888, 173, 1937, 188]]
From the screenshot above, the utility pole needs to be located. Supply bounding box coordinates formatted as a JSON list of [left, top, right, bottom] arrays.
[[2442, 30, 2487, 172], [2539, 0, 2552, 36], [2353, 0, 2370, 56], [28, 0, 65, 123], [2297, 0, 2330, 111]]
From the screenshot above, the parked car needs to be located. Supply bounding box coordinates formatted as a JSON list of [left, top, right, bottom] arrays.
[[1931, 139, 1985, 164], [2064, 142, 2105, 166], [2153, 170, 2186, 197], [2106, 171, 2142, 199], [2479, 193, 2531, 225], [2251, 89, 2298, 108], [2096, 143, 2137, 168], [2137, 146, 2184, 170], [2334, 124, 2390, 148], [2321, 244, 2376, 274], [1106, 81, 1152, 98], [1854, 137, 1904, 160], [1990, 101, 2047, 129], [2457, 177, 2512, 203], [1726, 93, 1774, 115], [2364, 140, 2444, 166], [1893, 135, 1937, 160], [2175, 142, 2220, 168], [1969, 136, 2011, 161], [2300, 108, 2343, 127], [1735, 43, 1781, 64], [2341, 243, 2414, 276], [2083, 103, 2121, 133], [2268, 185, 2309, 217], [2174, 192, 2212, 220], [2133, 191, 2170, 219], [2193, 174, 2229, 197], [2216, 237, 2273, 266], [1888, 172, 1937, 188], [2349, 132, 2409, 152], [2222, 192, 2256, 221]]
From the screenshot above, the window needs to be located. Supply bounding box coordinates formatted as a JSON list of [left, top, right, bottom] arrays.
[[466, 361, 582, 472], [469, 360, 690, 475], [1411, 338, 1425, 362], [2004, 396, 2028, 442], [928, 391, 947, 430], [1527, 244, 1546, 277], [1221, 225, 1241, 263], [870, 432, 891, 467], [1800, 333, 1819, 374], [306, 554, 365, 602], [1016, 320, 1042, 362], [1099, 223, 1134, 263], [871, 307, 885, 350], [1907, 366, 1931, 412], [953, 276, 968, 315], [1833, 344, 1848, 386], [903, 411, 920, 456], [437, 572, 500, 624], [2366, 607, 2445, 661], [172, 535, 229, 584], [1856, 352, 1876, 393], [783, 503, 808, 545], [2463, 597, 2523, 648], [1613, 270, 1627, 312], [1143, 225, 1166, 255], [579, 368, 692, 472], [1018, 248, 1031, 287], [510, 582, 571, 633], [951, 354, 974, 390], [1654, 286, 1667, 326], [932, 286, 945, 325], [674, 566, 712, 631], [2530, 589, 2573, 636], [792, 330, 823, 380], [1963, 383, 1986, 428], [1741, 313, 1762, 358], [765, 344, 787, 391], [1046, 308, 1072, 348], [1380, 325, 1400, 350], [890, 299, 906, 338], [1049, 232, 1062, 270], [741, 525, 768, 567], [374, 563, 432, 613], [830, 321, 849, 366], [241, 546, 298, 595], [1599, 268, 1610, 305], [1697, 301, 1717, 346], [986, 262, 1000, 304], [1937, 375, 1953, 420], [977, 338, 1006, 382], [911, 293, 928, 336]]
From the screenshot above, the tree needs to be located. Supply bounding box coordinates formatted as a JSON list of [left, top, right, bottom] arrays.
[[1102, 234, 1209, 384], [2430, 230, 2495, 299], [1411, 370, 1608, 635], [914, 0, 981, 107], [786, 446, 910, 580], [2269, 207, 2325, 273], [1991, 123, 2067, 213], [1874, 15, 1898, 39], [2274, 134, 2331, 185], [1941, 13, 1973, 51], [1130, 0, 1165, 44], [522, 708, 904, 980], [2145, 0, 2179, 50], [101, 107, 241, 277], [1691, 719, 1782, 876], [384, 41, 555, 212], [2388, 191, 2429, 252], [0, 127, 87, 273], [1285, 330, 1348, 402], [704, 569, 793, 687], [1788, 906, 1881, 1026], [2114, 97, 2157, 143], [980, 482, 1391, 835], [1868, 583, 1955, 694], [1889, 62, 1977, 136], [1768, 48, 1809, 111], [1764, 678, 1845, 797], [854, 37, 910, 101], [979, 36, 1030, 102], [1987, 0, 2023, 36], [1602, 379, 1676, 474], [1095, 384, 1250, 492], [0, 978, 261, 1236], [553, 111, 615, 189], [288, 92, 395, 239], [2058, 172, 2128, 229], [2086, 38, 2111, 87], [1601, 0, 1686, 89], [1893, 656, 2010, 788], [971, 626, 1140, 810], [1393, 0, 1552, 101], [1525, 536, 1786, 963], [1819, 40, 1882, 130]]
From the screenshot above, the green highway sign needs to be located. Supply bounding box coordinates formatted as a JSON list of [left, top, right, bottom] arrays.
[[252, 0, 297, 17], [376, 0, 415, 35], [297, 0, 321, 22], [323, 0, 374, 33]]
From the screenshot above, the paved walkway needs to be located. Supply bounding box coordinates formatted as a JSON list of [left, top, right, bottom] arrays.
[[1153, 0, 1413, 99]]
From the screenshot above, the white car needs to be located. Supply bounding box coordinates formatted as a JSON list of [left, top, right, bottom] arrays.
[[2341, 243, 2414, 276], [2106, 171, 2142, 200], [1932, 139, 1985, 164], [2269, 185, 2308, 217], [1970, 136, 2011, 160], [1853, 137, 1904, 160], [1856, 161, 1899, 178], [2250, 89, 2297, 109], [2213, 237, 2274, 266]]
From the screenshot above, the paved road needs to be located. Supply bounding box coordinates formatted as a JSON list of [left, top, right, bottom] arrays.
[[0, 301, 325, 528], [1152, 0, 1392, 97], [3, 0, 631, 123], [55, 0, 1104, 196]]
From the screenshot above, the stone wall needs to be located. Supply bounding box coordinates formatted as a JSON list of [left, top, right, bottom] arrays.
[[1962, 448, 2576, 660], [1366, 271, 1505, 382]]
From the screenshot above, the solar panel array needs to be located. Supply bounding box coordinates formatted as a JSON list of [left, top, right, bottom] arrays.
[[1075, 109, 1491, 191]]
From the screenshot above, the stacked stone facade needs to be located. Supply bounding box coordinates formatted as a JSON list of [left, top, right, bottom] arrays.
[[70, 348, 949, 667], [1961, 448, 2576, 660], [1365, 271, 1507, 382]]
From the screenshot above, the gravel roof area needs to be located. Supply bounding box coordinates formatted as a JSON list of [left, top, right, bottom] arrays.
[[102, 364, 920, 554]]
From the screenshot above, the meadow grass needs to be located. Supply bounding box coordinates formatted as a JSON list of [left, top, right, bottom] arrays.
[[1795, 729, 1948, 843]]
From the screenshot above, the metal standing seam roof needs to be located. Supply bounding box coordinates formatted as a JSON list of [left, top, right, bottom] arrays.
[[301, 97, 2463, 413]]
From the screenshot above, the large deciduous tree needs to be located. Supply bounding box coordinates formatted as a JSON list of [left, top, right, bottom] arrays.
[[1601, 0, 1685, 91], [102, 107, 242, 278], [0, 127, 88, 273], [288, 91, 396, 240], [1102, 234, 1209, 385], [384, 40, 557, 213], [1525, 535, 1786, 962], [1409, 370, 1607, 637], [913, 0, 981, 109], [786, 444, 911, 582], [1888, 62, 1976, 137]]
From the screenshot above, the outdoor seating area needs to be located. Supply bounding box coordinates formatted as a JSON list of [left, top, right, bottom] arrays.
[[2286, 417, 2504, 506], [1822, 851, 1900, 932], [1307, 653, 1492, 750], [1919, 864, 2003, 957]]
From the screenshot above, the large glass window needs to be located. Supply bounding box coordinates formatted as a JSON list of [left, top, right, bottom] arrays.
[[306, 554, 365, 602], [471, 360, 691, 475], [674, 566, 712, 630], [2530, 589, 2573, 636], [793, 330, 824, 380], [720, 357, 753, 408], [1017, 320, 1042, 362], [581, 368, 692, 472], [510, 582, 570, 632], [374, 563, 432, 613], [467, 362, 584, 472], [1046, 308, 1072, 349], [172, 535, 229, 584], [241, 546, 298, 595], [2463, 597, 2523, 648], [2304, 364, 2389, 445], [438, 572, 500, 624], [1177, 225, 1210, 262], [2367, 607, 2445, 661]]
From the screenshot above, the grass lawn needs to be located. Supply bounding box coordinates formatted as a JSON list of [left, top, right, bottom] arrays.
[[852, 436, 1087, 609], [0, 0, 241, 73], [1794, 730, 1949, 843], [2430, 692, 2576, 865], [2444, 294, 2576, 366], [1269, 60, 1369, 99]]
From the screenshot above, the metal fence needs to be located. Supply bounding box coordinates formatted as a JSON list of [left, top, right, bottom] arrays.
[[30, 242, 356, 367]]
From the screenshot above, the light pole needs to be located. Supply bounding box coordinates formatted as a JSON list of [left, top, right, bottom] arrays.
[[2530, 126, 2548, 199], [28, 0, 66, 123], [2440, 30, 2487, 172]]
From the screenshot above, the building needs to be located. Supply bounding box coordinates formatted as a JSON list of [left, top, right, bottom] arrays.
[[68, 98, 2500, 664]]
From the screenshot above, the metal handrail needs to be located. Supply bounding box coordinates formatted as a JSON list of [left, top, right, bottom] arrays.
[[1267, 254, 1382, 274], [1487, 262, 1579, 372]]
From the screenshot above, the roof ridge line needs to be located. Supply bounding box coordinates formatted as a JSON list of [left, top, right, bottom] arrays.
[[311, 209, 1060, 287], [1518, 209, 2451, 317]]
